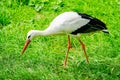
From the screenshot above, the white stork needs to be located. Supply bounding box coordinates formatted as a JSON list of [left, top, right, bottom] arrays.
[[21, 12, 109, 66]]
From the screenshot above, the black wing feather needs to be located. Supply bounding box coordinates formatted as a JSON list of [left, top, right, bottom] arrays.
[[71, 12, 108, 35]]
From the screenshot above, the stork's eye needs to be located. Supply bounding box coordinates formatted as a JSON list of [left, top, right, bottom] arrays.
[[28, 35, 31, 39]]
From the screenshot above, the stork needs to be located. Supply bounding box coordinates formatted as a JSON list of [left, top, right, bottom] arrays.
[[21, 12, 109, 66]]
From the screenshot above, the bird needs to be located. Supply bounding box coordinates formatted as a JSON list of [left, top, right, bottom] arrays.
[[21, 12, 109, 67]]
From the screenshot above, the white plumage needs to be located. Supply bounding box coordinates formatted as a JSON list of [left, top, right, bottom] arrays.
[[45, 12, 90, 35], [22, 12, 109, 66]]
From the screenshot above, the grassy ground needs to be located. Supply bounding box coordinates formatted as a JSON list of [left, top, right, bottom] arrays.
[[0, 0, 120, 80]]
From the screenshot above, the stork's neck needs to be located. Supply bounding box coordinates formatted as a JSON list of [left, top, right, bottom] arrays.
[[32, 29, 55, 37]]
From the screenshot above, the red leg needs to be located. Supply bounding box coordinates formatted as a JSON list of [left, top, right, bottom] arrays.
[[63, 35, 71, 67], [78, 39, 89, 63]]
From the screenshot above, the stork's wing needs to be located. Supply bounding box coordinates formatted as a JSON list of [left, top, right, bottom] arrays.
[[71, 13, 108, 34]]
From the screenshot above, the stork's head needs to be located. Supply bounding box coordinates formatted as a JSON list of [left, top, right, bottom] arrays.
[[21, 30, 37, 54], [27, 30, 37, 40]]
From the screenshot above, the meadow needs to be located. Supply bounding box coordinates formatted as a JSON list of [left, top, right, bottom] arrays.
[[0, 0, 120, 80]]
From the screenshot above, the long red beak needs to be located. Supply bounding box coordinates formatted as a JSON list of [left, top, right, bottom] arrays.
[[21, 39, 31, 54]]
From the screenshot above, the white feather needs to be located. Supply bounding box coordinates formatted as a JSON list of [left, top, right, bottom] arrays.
[[45, 12, 90, 35]]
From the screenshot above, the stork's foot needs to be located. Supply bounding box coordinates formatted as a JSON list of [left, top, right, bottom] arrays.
[[63, 60, 67, 67]]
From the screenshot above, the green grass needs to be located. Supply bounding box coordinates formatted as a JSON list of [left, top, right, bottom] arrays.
[[0, 0, 120, 79]]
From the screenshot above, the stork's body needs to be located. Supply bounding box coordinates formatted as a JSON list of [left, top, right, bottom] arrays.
[[22, 12, 109, 66]]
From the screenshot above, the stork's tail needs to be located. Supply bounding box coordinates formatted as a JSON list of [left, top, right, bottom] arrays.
[[102, 29, 109, 34]]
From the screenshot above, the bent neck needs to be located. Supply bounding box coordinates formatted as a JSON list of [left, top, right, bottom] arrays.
[[32, 29, 54, 37]]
